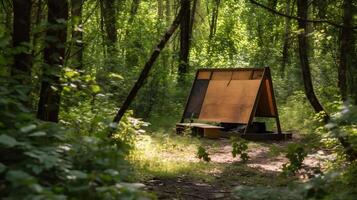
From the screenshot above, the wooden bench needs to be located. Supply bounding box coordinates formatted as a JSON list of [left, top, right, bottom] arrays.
[[176, 123, 223, 139]]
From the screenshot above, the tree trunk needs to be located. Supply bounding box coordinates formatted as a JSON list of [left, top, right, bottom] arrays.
[[165, 0, 171, 25], [37, 0, 68, 122], [101, 0, 117, 57], [158, 0, 164, 20], [11, 0, 32, 85], [338, 0, 353, 101], [128, 0, 140, 24], [112, 6, 185, 130], [71, 0, 84, 70], [189, 0, 198, 41], [207, 0, 220, 56], [298, 0, 357, 162], [281, 0, 291, 77], [297, 0, 328, 121], [209, 0, 220, 41], [178, 0, 191, 83]]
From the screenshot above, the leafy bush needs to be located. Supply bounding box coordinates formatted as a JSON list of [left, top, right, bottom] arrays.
[[231, 137, 249, 162], [282, 144, 307, 175], [0, 78, 153, 199], [197, 146, 211, 162], [234, 105, 357, 200]]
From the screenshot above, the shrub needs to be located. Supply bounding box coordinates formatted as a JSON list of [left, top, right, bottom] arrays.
[[197, 146, 211, 162], [231, 137, 249, 162], [0, 78, 153, 199]]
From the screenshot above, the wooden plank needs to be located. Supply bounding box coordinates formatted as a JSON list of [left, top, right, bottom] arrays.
[[197, 71, 211, 79], [199, 79, 261, 123], [197, 68, 265, 72], [211, 71, 233, 80], [256, 78, 276, 117], [176, 123, 222, 129], [232, 71, 252, 80], [204, 128, 221, 139], [243, 68, 266, 134]]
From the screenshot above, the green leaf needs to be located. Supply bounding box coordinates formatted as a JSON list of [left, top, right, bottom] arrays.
[[0, 162, 6, 173], [67, 170, 88, 180], [109, 73, 124, 80], [0, 134, 18, 147], [6, 170, 36, 186], [20, 124, 37, 133], [29, 131, 47, 137], [90, 85, 101, 93]]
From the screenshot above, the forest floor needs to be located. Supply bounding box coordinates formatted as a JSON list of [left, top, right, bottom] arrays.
[[130, 133, 331, 200]]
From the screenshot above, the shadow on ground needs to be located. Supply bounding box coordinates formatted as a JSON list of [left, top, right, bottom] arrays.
[[143, 138, 297, 200]]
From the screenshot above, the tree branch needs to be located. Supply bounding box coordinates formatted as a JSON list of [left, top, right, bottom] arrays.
[[249, 0, 357, 30], [110, 4, 185, 134]]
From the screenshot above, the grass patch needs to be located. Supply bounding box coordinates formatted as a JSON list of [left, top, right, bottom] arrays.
[[129, 133, 223, 181], [129, 133, 296, 187]]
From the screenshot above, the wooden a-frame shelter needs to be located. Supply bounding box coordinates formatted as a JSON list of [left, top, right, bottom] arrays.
[[178, 67, 291, 140]]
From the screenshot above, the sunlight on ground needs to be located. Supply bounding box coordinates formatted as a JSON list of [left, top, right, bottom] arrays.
[[128, 134, 310, 188], [129, 134, 223, 181]]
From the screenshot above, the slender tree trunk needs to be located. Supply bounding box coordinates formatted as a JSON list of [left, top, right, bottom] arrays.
[[112, 6, 185, 130], [71, 0, 84, 69], [281, 0, 291, 77], [124, 0, 141, 70], [11, 0, 32, 85], [158, 0, 164, 20], [37, 0, 68, 122], [31, 0, 44, 58], [165, 0, 171, 25], [101, 0, 117, 57], [207, 0, 220, 56], [338, 0, 353, 101], [189, 0, 198, 41], [298, 0, 356, 161], [128, 0, 140, 24], [178, 0, 190, 83], [99, 1, 106, 57], [208, 0, 220, 41], [297, 0, 328, 120]]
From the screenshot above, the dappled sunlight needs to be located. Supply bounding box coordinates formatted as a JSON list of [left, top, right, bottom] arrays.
[[129, 134, 222, 180]]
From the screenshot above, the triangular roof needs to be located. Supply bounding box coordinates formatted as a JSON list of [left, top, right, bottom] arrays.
[[181, 67, 281, 133]]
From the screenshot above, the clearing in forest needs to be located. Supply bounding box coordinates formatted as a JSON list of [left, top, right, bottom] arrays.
[[130, 134, 329, 200]]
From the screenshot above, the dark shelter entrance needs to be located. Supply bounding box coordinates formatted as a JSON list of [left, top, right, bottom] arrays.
[[177, 67, 292, 140]]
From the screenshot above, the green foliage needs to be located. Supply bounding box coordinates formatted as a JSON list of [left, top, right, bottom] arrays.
[[231, 137, 249, 162], [0, 79, 153, 199], [197, 146, 211, 162], [282, 144, 307, 175], [235, 106, 357, 200]]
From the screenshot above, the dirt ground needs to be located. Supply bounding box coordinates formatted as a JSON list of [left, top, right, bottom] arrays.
[[143, 137, 331, 200]]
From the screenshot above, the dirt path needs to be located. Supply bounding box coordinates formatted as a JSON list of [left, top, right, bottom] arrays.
[[143, 138, 328, 199]]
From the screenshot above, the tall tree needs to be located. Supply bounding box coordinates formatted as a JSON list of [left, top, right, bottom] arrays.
[[189, 0, 198, 41], [280, 0, 291, 77], [11, 0, 32, 84], [128, 0, 141, 24], [112, 5, 185, 130], [101, 0, 118, 57], [37, 0, 68, 122], [209, 0, 220, 41], [296, 0, 328, 121], [178, 0, 191, 83], [338, 0, 354, 102], [207, 0, 220, 56], [71, 0, 84, 69]]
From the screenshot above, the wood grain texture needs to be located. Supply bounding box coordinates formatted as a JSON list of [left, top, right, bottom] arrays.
[[199, 79, 261, 123]]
